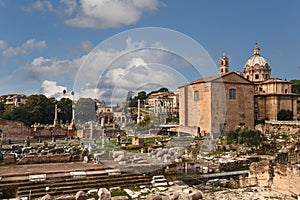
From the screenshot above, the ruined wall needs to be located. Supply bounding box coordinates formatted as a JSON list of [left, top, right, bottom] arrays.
[[0, 119, 71, 141], [272, 164, 300, 197], [249, 160, 300, 196], [34, 128, 68, 139], [256, 121, 300, 135], [0, 119, 33, 141], [249, 160, 272, 187]]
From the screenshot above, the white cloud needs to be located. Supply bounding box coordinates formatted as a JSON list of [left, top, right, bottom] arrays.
[[2, 39, 46, 58], [20, 37, 190, 103], [95, 57, 184, 105], [23, 56, 81, 82], [64, 0, 161, 29], [24, 0, 54, 12], [60, 0, 78, 15], [0, 40, 7, 50], [80, 40, 93, 52], [41, 80, 67, 98], [24, 0, 162, 29]]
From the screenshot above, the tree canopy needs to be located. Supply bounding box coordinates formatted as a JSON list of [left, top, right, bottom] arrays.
[[1, 95, 73, 126], [74, 98, 98, 123], [291, 79, 300, 94]]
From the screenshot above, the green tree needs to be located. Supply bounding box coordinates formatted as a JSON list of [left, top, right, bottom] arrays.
[[0, 102, 4, 117], [136, 91, 147, 100], [75, 98, 97, 123], [2, 94, 55, 125], [137, 115, 151, 127], [291, 79, 300, 94], [26, 95, 55, 124], [57, 98, 72, 124], [158, 87, 169, 93], [277, 109, 293, 121], [147, 87, 169, 97]]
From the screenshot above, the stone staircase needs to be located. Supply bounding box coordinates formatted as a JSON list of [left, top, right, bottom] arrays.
[[0, 169, 151, 198]]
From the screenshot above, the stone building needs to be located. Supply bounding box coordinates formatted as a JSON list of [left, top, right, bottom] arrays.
[[243, 44, 299, 120], [178, 44, 299, 135], [95, 100, 131, 128], [0, 94, 27, 107], [179, 70, 254, 135], [146, 91, 179, 119]]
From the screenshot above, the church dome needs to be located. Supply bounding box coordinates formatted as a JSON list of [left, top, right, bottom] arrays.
[[243, 44, 271, 82], [245, 45, 269, 67]]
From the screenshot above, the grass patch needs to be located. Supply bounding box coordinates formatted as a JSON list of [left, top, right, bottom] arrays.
[[111, 189, 129, 197]]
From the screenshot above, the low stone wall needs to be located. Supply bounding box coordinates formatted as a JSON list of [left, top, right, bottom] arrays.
[[34, 128, 68, 140], [17, 154, 72, 164]]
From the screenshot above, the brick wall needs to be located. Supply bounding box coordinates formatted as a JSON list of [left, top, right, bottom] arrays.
[[0, 119, 33, 141]]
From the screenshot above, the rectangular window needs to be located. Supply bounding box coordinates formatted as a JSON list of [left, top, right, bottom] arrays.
[[194, 91, 199, 101], [255, 74, 259, 79], [229, 88, 236, 99]]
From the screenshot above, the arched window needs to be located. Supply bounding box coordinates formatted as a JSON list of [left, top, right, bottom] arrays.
[[229, 88, 236, 99], [194, 90, 199, 101]]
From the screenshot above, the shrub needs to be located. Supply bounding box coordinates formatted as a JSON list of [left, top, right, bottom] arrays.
[[227, 127, 264, 147], [277, 109, 293, 121]]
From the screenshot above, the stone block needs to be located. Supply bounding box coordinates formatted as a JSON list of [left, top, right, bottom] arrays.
[[168, 192, 179, 200], [147, 193, 162, 200], [41, 194, 52, 200], [55, 196, 76, 200], [75, 191, 87, 200], [188, 191, 203, 200], [111, 196, 129, 200], [98, 188, 111, 200]]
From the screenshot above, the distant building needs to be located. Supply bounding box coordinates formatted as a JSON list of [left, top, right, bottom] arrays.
[[0, 94, 27, 107], [95, 100, 131, 128], [179, 44, 300, 135], [146, 91, 179, 119]]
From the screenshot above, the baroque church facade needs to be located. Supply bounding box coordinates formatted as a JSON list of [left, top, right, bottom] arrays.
[[179, 44, 299, 136]]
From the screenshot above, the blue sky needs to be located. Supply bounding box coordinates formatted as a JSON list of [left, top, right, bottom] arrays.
[[0, 0, 299, 100]]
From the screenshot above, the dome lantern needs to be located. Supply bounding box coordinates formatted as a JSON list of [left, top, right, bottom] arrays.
[[243, 44, 271, 82], [253, 43, 260, 55]]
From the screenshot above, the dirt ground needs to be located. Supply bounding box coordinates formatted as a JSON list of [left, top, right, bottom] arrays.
[[0, 162, 109, 177]]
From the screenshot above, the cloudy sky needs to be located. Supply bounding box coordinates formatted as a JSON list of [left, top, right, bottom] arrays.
[[0, 0, 299, 102]]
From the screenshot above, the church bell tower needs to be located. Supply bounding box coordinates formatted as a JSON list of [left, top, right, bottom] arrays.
[[219, 53, 229, 75]]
